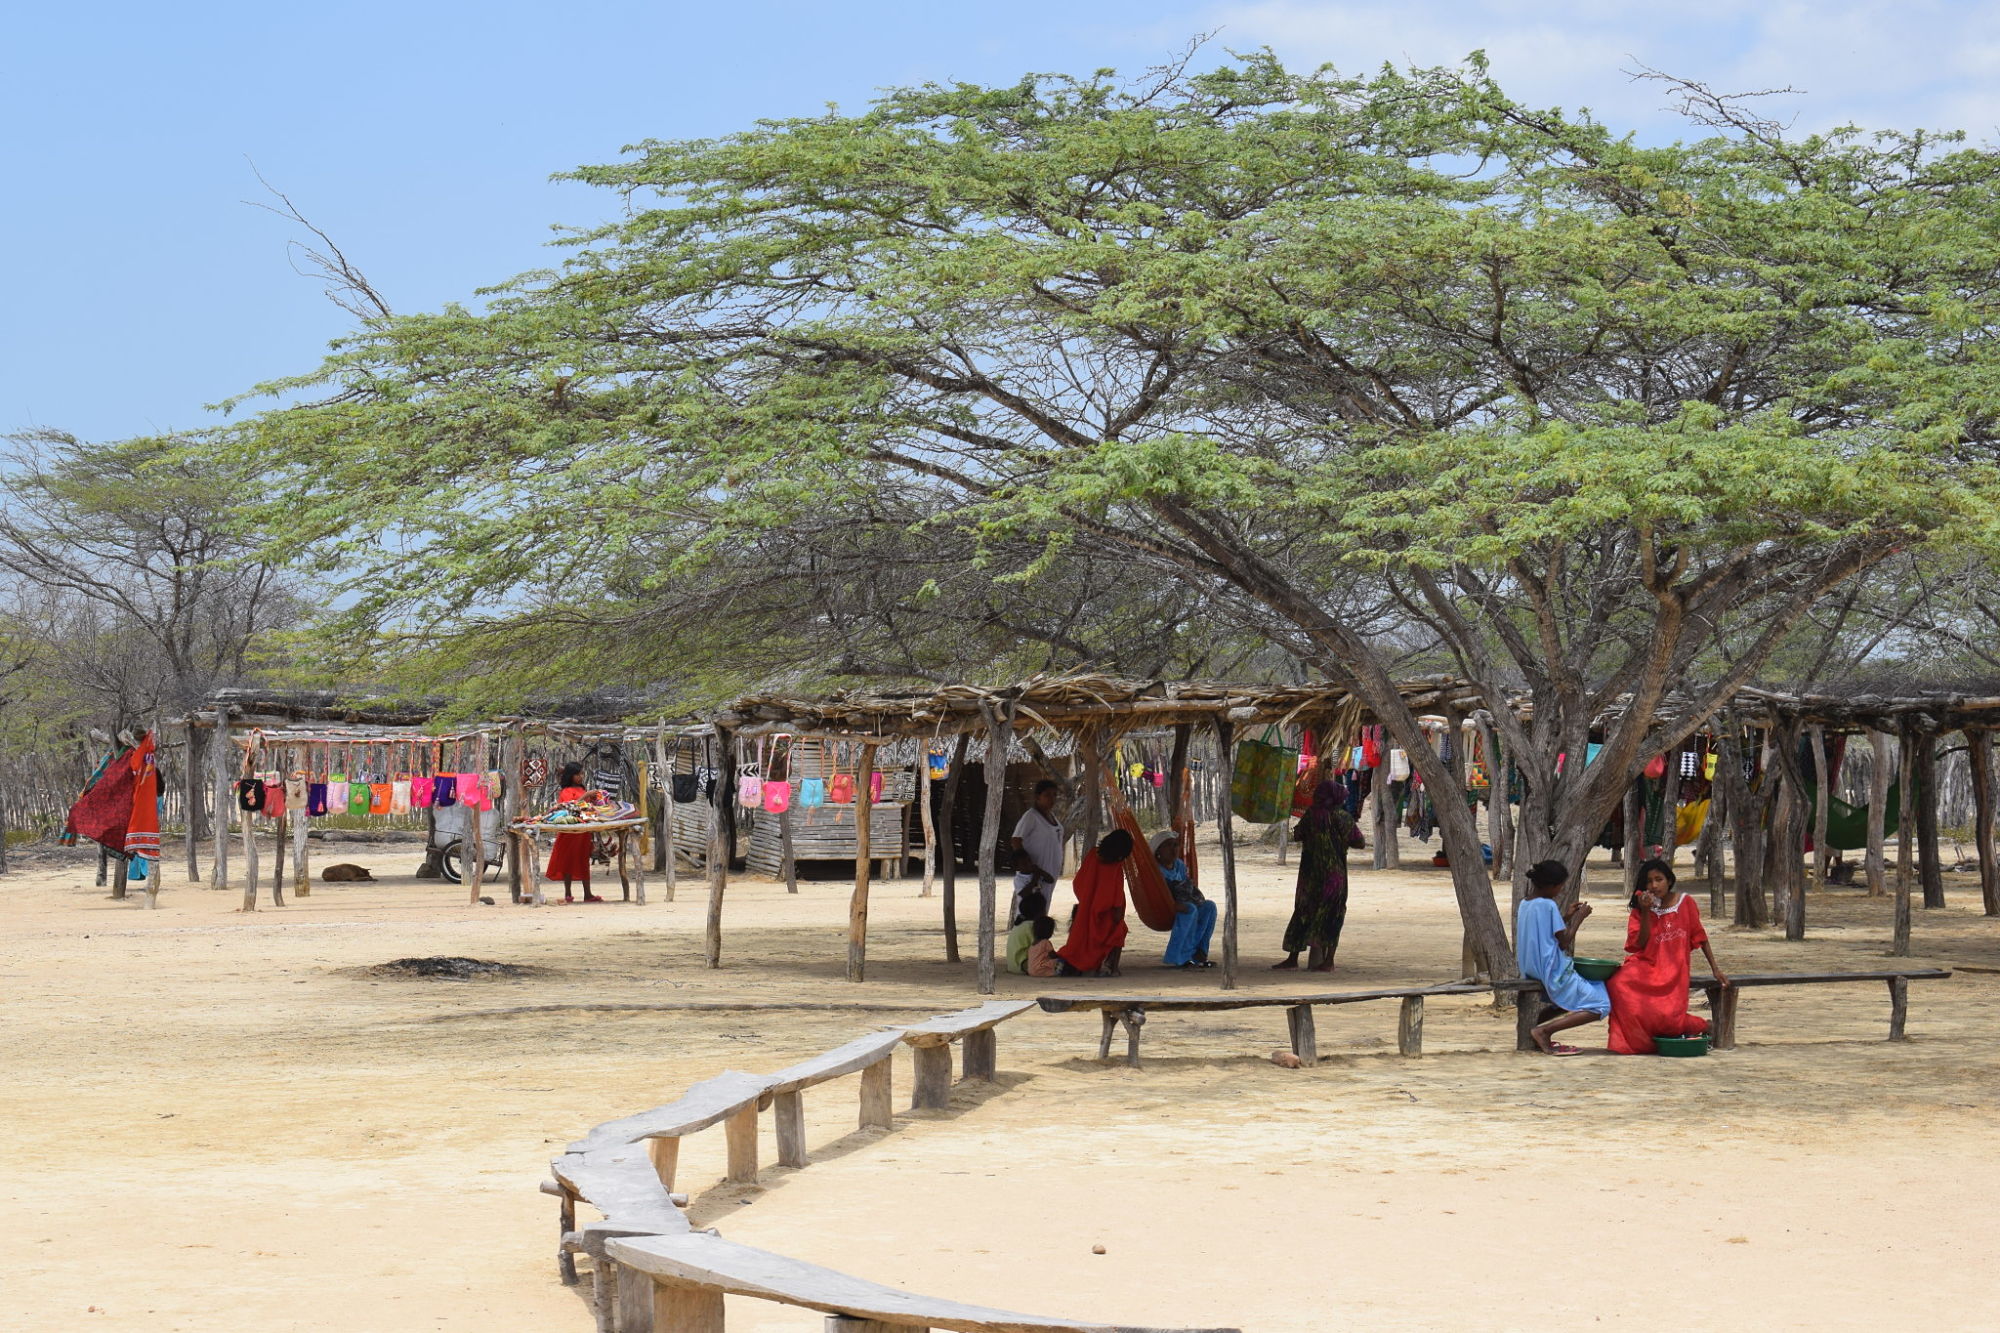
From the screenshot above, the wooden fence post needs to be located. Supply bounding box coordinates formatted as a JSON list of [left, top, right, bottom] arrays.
[[1866, 730, 1891, 900], [938, 733, 967, 963], [705, 728, 734, 968], [974, 702, 1014, 995], [847, 741, 879, 983], [1970, 728, 1999, 917], [211, 711, 231, 893], [1214, 717, 1240, 989]]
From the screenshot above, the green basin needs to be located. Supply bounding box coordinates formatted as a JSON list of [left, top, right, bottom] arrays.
[[1654, 1035, 1709, 1058], [1572, 957, 1623, 981]]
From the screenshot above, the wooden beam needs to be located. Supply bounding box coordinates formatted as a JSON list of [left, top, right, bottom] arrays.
[[1894, 729, 1915, 957], [1809, 726, 1831, 897], [212, 711, 231, 893], [974, 702, 1013, 995], [182, 720, 201, 884], [705, 728, 734, 969], [1916, 731, 1945, 910], [847, 742, 879, 983], [938, 733, 967, 964]]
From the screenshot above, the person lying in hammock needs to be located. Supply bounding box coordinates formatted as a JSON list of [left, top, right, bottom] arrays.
[[1054, 830, 1133, 978]]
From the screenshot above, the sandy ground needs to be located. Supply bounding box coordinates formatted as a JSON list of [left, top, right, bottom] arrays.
[[5, 829, 2000, 1332]]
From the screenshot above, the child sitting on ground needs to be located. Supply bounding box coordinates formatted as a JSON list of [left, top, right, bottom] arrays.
[[1025, 916, 1059, 978], [1006, 888, 1048, 975], [1515, 859, 1610, 1056]]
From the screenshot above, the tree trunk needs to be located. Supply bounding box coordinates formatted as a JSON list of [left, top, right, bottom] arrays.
[[1865, 730, 1891, 900], [704, 727, 734, 968], [938, 733, 968, 963], [1971, 728, 1999, 918], [1893, 730, 1915, 956], [1916, 731, 1944, 910], [974, 703, 1014, 994], [846, 742, 878, 983], [1167, 724, 1192, 826], [1213, 718, 1240, 989], [1658, 744, 1683, 864]]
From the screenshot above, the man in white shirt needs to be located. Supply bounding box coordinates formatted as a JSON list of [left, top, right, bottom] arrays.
[[1009, 779, 1066, 920]]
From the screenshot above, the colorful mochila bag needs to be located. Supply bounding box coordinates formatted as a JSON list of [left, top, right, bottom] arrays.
[[1229, 725, 1298, 824], [761, 735, 792, 813], [829, 772, 856, 804]]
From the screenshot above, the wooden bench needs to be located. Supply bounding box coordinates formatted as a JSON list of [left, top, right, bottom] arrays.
[[898, 1001, 1037, 1108], [1038, 985, 1492, 1068], [607, 1230, 1240, 1333], [758, 1028, 905, 1167], [1505, 969, 1954, 1051], [578, 1068, 776, 1193]]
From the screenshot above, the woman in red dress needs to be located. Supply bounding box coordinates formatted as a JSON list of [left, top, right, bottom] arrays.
[[544, 763, 603, 904], [1606, 859, 1727, 1053], [1055, 829, 1134, 977]]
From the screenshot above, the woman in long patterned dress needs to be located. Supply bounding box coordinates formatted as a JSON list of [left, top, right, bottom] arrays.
[[1606, 859, 1728, 1053], [1275, 779, 1366, 972]]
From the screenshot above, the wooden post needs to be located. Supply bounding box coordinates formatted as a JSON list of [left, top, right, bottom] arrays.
[[271, 813, 286, 908], [1167, 724, 1192, 826], [780, 804, 798, 894], [934, 734, 968, 963], [110, 854, 129, 900], [847, 741, 879, 983], [1397, 995, 1425, 1056], [858, 1058, 892, 1129], [647, 1137, 680, 1192], [212, 712, 231, 893], [503, 729, 524, 904], [1078, 725, 1104, 863], [962, 1027, 997, 1081], [1808, 726, 1831, 895], [1893, 729, 1915, 957], [1712, 986, 1741, 1050], [1866, 730, 1891, 900], [1214, 717, 1241, 989], [650, 726, 670, 875], [1916, 731, 1944, 910], [1286, 1005, 1318, 1066], [1622, 774, 1644, 874], [918, 747, 936, 899], [705, 728, 734, 968], [651, 1281, 722, 1333], [974, 704, 1013, 995], [240, 798, 259, 911], [1887, 976, 1910, 1041], [911, 1044, 952, 1109], [826, 1318, 906, 1333], [772, 1090, 807, 1168], [1658, 742, 1683, 863], [1514, 983, 1544, 1051], [182, 720, 201, 883], [723, 1104, 758, 1182], [1476, 714, 1509, 884], [1971, 729, 1999, 917]]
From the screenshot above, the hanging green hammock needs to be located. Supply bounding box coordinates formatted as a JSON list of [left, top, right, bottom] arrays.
[[1798, 781, 1902, 851]]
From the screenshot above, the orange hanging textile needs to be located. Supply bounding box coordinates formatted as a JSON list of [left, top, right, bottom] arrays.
[[1102, 773, 1176, 931]]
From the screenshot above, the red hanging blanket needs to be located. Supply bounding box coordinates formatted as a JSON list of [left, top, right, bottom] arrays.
[[66, 742, 139, 854]]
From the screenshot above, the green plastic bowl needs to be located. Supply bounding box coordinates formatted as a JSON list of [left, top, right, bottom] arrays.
[[1572, 957, 1623, 981], [1654, 1035, 1709, 1058]]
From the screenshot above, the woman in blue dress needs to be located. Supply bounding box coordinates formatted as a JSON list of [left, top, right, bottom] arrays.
[[1515, 859, 1609, 1056]]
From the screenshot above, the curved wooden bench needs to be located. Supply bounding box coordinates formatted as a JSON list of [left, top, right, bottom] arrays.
[[1039, 984, 1490, 1067], [607, 1231, 1238, 1333], [579, 1068, 776, 1190], [900, 1001, 1036, 1107], [758, 1028, 905, 1166]]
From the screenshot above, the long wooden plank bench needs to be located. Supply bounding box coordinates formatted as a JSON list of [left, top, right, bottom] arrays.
[[1507, 968, 1955, 1051], [577, 1068, 777, 1191], [1038, 984, 1492, 1068], [607, 1230, 1240, 1333], [758, 1028, 906, 1167], [899, 1001, 1037, 1107]]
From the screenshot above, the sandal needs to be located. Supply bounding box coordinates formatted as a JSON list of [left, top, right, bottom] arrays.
[[1548, 1042, 1583, 1057]]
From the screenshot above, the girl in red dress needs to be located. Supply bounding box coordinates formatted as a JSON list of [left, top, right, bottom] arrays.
[[1606, 859, 1728, 1053], [545, 763, 603, 904], [1055, 830, 1133, 977]]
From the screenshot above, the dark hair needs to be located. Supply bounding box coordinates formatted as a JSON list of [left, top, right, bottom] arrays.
[[1014, 888, 1048, 925], [1526, 860, 1570, 894], [1032, 916, 1055, 941], [1098, 829, 1134, 863], [1033, 778, 1060, 798], [559, 761, 586, 786], [1631, 858, 1677, 908]]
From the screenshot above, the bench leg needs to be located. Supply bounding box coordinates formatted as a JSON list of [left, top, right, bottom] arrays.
[[724, 1105, 758, 1183], [1120, 1009, 1146, 1068], [1888, 977, 1909, 1041], [827, 1318, 910, 1332], [1713, 987, 1740, 1051], [649, 1136, 680, 1193], [962, 1027, 997, 1081], [618, 1263, 659, 1333], [859, 1058, 893, 1129], [1397, 996, 1424, 1057], [912, 1044, 953, 1109], [1098, 1010, 1118, 1060], [773, 1089, 808, 1168], [558, 1191, 579, 1285], [652, 1279, 723, 1333], [591, 1252, 616, 1333], [1515, 985, 1544, 1051], [1286, 1005, 1318, 1067]]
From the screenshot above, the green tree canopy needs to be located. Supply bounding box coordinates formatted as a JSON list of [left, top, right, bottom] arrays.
[[235, 53, 2000, 971]]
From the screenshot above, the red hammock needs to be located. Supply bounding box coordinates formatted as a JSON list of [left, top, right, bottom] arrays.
[[1103, 776, 1177, 931], [66, 741, 139, 854]]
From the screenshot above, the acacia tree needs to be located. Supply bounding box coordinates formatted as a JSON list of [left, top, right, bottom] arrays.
[[240, 55, 2000, 972]]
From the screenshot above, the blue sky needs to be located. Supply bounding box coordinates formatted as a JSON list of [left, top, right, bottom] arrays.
[[6, 0, 1998, 442]]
